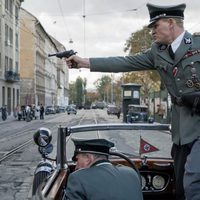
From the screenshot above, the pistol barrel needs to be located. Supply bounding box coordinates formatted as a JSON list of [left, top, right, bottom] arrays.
[[48, 53, 57, 57]]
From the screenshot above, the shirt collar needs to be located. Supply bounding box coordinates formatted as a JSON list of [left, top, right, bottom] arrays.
[[90, 159, 111, 167], [171, 31, 185, 52]]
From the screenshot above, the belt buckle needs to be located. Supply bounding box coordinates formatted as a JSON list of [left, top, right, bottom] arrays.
[[176, 97, 183, 106]]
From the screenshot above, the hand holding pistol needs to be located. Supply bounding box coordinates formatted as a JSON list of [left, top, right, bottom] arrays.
[[48, 50, 77, 68]]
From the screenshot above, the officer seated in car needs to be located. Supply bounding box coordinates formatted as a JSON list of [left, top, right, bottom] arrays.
[[63, 138, 143, 200]]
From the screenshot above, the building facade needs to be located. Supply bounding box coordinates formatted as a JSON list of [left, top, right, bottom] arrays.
[[0, 0, 24, 115], [20, 8, 69, 107]]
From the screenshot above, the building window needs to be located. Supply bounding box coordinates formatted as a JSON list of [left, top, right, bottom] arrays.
[[13, 88, 15, 112], [15, 5, 19, 20], [5, 24, 9, 43], [17, 89, 19, 106], [9, 28, 13, 46], [15, 61, 18, 73], [5, 56, 8, 71], [5, 0, 9, 11], [5, 0, 13, 14], [2, 86, 5, 106], [5, 26, 13, 47], [9, 58, 13, 71], [15, 33, 19, 49], [9, 0, 13, 15]]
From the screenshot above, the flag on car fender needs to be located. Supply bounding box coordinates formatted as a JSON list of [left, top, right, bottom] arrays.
[[139, 136, 159, 155]]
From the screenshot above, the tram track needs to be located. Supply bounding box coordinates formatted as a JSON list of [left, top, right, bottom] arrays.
[[66, 109, 100, 143], [0, 113, 77, 163], [0, 110, 103, 164], [0, 139, 33, 163]]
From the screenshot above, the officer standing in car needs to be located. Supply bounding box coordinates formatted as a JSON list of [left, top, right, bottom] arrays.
[[66, 3, 200, 199], [64, 138, 143, 200]]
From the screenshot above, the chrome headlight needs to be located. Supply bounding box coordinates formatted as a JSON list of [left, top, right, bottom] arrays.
[[33, 127, 52, 147], [152, 175, 165, 190]]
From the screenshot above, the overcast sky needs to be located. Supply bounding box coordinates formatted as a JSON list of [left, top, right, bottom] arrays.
[[21, 0, 200, 89]]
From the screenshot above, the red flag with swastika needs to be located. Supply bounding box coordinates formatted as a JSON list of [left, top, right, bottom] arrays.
[[139, 136, 159, 155]]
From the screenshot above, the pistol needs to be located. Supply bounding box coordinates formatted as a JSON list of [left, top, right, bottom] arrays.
[[48, 50, 77, 68]]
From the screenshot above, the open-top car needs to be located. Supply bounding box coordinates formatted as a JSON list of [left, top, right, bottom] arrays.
[[32, 123, 175, 200]]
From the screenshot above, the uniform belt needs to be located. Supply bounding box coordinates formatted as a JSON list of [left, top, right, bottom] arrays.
[[172, 93, 200, 116], [171, 96, 184, 106]]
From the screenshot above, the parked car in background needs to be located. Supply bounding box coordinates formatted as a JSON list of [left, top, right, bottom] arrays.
[[66, 106, 77, 115], [91, 103, 97, 109], [55, 106, 66, 113], [66, 104, 76, 110], [59, 106, 66, 113], [84, 104, 91, 109], [45, 106, 56, 115], [127, 104, 154, 123], [96, 101, 106, 109], [107, 105, 120, 115]]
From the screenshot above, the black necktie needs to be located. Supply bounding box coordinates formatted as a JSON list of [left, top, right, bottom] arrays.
[[168, 45, 175, 60]]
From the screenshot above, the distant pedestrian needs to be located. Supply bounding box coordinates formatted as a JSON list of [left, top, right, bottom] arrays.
[[35, 105, 40, 119], [25, 105, 31, 122], [117, 107, 121, 119], [40, 104, 44, 119], [14, 104, 20, 118]]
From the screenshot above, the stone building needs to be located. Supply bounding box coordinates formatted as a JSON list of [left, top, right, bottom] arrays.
[[0, 0, 24, 115], [20, 8, 69, 107]]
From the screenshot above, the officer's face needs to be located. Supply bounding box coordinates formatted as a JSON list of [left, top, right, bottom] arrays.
[[75, 153, 93, 170], [150, 18, 173, 44]]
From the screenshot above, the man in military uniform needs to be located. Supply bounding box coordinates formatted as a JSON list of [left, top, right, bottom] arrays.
[[66, 3, 200, 200], [64, 138, 143, 200]]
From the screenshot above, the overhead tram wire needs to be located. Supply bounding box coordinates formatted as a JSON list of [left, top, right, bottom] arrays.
[[83, 0, 86, 57], [81, 2, 141, 57], [57, 0, 73, 44]]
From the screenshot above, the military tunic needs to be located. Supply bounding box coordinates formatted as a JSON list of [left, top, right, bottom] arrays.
[[64, 160, 143, 200], [90, 31, 200, 146]]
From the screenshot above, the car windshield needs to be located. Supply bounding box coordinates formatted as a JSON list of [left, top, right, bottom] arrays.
[[66, 124, 172, 160], [128, 105, 148, 113]]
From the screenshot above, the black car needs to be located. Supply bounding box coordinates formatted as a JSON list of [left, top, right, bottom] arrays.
[[107, 105, 120, 115], [45, 106, 56, 115], [32, 123, 175, 200], [126, 104, 154, 123]]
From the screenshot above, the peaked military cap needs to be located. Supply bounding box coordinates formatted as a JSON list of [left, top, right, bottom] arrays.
[[71, 138, 114, 161], [146, 3, 186, 27]]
